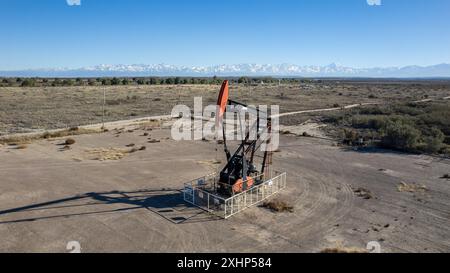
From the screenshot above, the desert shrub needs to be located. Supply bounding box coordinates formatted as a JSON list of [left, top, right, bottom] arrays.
[[52, 79, 62, 86], [322, 114, 343, 124], [165, 78, 175, 84], [351, 115, 388, 130], [238, 77, 249, 84], [341, 129, 360, 145], [418, 110, 450, 136], [21, 79, 35, 87], [421, 127, 445, 154], [62, 79, 73, 86], [321, 247, 367, 253], [441, 145, 450, 156], [359, 106, 390, 115], [261, 199, 293, 213], [147, 78, 157, 85], [101, 79, 111, 85], [380, 120, 421, 151], [111, 78, 121, 85], [393, 105, 423, 116], [105, 98, 124, 105], [122, 79, 129, 85], [65, 138, 76, 145]]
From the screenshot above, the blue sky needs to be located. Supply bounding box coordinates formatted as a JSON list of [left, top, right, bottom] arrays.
[[1, 0, 450, 70]]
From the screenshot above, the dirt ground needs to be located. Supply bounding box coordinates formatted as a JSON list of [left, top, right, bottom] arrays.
[[0, 81, 449, 252], [0, 122, 448, 253]]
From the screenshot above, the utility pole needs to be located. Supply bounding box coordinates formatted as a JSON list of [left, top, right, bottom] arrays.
[[102, 88, 106, 129]]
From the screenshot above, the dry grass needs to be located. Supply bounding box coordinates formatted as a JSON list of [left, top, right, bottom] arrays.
[[85, 145, 146, 161], [198, 159, 221, 165], [1, 83, 449, 136], [397, 182, 428, 193], [197, 159, 222, 171], [321, 245, 368, 253], [320, 241, 368, 253], [85, 147, 130, 161], [0, 127, 101, 145], [261, 199, 294, 213], [42, 127, 100, 139]]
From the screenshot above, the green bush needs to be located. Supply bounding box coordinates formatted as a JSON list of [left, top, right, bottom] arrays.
[[101, 79, 111, 85], [422, 127, 445, 154], [62, 79, 73, 86], [351, 115, 388, 130], [238, 77, 249, 84], [359, 106, 391, 115], [341, 129, 360, 145], [21, 79, 35, 87], [88, 79, 96, 86], [380, 120, 421, 151], [111, 78, 121, 85]]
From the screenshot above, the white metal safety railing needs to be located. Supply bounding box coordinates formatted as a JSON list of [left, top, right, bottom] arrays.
[[183, 171, 287, 219], [223, 172, 286, 218]]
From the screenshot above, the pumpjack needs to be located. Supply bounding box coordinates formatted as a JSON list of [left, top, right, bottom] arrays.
[[215, 80, 273, 196]]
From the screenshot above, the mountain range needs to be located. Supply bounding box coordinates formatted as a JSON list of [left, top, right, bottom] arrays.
[[1, 63, 450, 78]]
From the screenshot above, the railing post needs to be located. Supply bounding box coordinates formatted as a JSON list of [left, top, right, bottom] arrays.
[[231, 199, 233, 215], [224, 200, 227, 218]]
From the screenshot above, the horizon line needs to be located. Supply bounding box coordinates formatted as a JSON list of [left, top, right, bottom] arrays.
[[2, 62, 450, 72]]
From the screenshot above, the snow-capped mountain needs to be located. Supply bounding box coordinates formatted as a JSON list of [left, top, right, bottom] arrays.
[[1, 63, 450, 78]]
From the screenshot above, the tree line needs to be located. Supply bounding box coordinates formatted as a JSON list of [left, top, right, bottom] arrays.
[[0, 76, 306, 87]]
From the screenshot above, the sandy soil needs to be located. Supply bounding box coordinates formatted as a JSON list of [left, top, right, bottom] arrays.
[[0, 124, 448, 253]]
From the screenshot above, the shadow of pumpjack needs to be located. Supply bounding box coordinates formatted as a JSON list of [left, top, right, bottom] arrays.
[[0, 188, 221, 225]]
